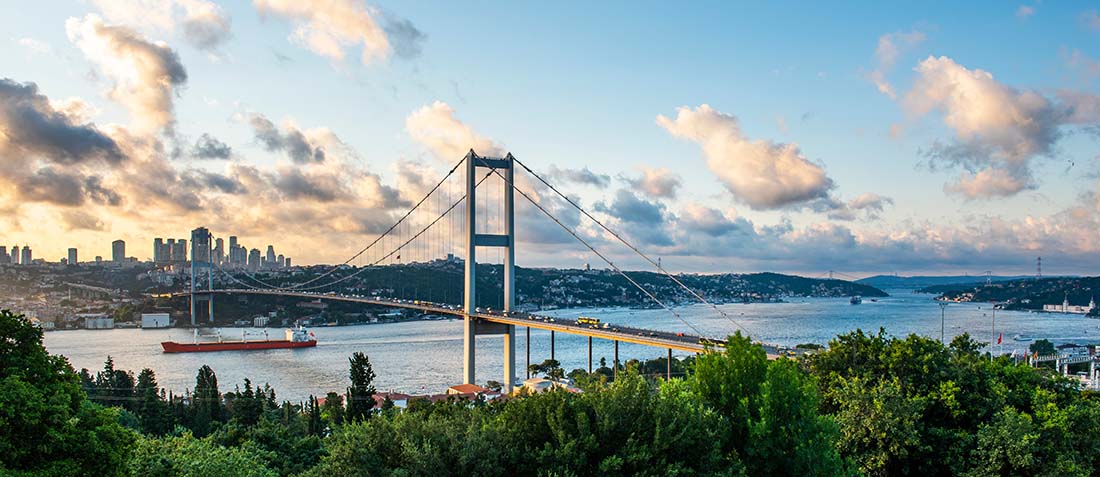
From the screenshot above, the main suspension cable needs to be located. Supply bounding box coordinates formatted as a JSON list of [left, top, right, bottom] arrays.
[[512, 156, 751, 336]]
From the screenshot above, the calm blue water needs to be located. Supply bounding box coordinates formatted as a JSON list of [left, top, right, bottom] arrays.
[[44, 289, 1100, 403]]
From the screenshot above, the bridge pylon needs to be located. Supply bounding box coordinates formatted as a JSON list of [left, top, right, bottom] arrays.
[[463, 150, 516, 393], [190, 227, 215, 326]]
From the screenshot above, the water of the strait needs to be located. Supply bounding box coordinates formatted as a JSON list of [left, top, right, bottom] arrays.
[[44, 289, 1098, 403]]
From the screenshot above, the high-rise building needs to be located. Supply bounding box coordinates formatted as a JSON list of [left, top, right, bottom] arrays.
[[285, 257, 291, 268], [247, 248, 261, 272], [171, 239, 187, 263], [112, 240, 125, 262], [265, 245, 276, 270], [95, 256, 102, 264], [277, 254, 285, 269], [214, 238, 224, 264], [68, 248, 78, 266], [0, 246, 8, 264], [166, 239, 176, 261], [21, 246, 32, 265], [11, 245, 20, 265], [153, 238, 165, 263], [191, 228, 210, 263]]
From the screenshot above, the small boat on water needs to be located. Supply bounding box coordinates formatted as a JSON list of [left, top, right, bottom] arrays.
[[162, 325, 317, 353], [1013, 334, 1034, 342], [850, 296, 862, 305]]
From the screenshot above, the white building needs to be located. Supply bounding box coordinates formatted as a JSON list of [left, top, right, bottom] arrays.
[[81, 314, 114, 329], [1043, 295, 1096, 314], [141, 313, 170, 328], [254, 316, 270, 327]]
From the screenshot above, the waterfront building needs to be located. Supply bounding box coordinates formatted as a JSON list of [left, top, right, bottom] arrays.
[[67, 248, 77, 266], [140, 313, 170, 328], [111, 240, 125, 262]]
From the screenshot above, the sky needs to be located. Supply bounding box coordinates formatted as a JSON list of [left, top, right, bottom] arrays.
[[1, 0, 1100, 276]]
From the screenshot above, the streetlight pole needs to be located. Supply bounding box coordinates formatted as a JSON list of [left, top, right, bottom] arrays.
[[938, 302, 948, 345], [990, 303, 997, 363]]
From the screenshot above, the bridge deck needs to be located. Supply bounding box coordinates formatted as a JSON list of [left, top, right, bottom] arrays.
[[175, 289, 783, 356]]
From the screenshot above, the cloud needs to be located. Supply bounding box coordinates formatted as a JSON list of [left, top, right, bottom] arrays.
[[1082, 9, 1100, 31], [657, 104, 835, 209], [66, 14, 188, 135], [594, 189, 674, 246], [254, 0, 393, 64], [382, 15, 425, 59], [19, 168, 121, 207], [902, 56, 1100, 198], [546, 165, 610, 188], [679, 203, 750, 237], [15, 37, 51, 55], [406, 101, 502, 160], [869, 30, 925, 99], [178, 0, 232, 51], [1016, 5, 1035, 18], [247, 112, 329, 163], [91, 0, 232, 51], [60, 210, 107, 231], [827, 193, 895, 221], [621, 165, 681, 199], [0, 78, 125, 164], [190, 133, 232, 159]]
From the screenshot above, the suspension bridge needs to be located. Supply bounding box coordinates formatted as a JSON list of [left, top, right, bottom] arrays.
[[178, 151, 777, 393]]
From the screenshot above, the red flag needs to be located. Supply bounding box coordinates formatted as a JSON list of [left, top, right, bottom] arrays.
[[997, 333, 1002, 345]]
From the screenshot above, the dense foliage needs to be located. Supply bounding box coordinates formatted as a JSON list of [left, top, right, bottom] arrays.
[[8, 309, 1100, 476]]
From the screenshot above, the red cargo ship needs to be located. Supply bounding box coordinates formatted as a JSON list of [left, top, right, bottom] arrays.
[[162, 326, 317, 353]]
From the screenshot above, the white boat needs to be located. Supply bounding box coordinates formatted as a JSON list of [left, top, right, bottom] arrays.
[[849, 296, 862, 305], [1013, 334, 1033, 342]]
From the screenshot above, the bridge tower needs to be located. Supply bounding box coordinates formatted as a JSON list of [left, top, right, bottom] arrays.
[[190, 227, 215, 326], [463, 150, 517, 393]]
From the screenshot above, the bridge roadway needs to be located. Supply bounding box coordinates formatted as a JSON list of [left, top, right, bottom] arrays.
[[176, 289, 784, 357]]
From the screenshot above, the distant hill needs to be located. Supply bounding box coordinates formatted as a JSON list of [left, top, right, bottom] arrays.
[[857, 275, 1037, 289], [916, 276, 1099, 312]]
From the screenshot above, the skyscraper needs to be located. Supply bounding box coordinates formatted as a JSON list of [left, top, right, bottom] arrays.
[[112, 240, 125, 262], [11, 245, 19, 265], [248, 248, 261, 272], [214, 238, 224, 264], [0, 246, 8, 264], [166, 239, 176, 262], [191, 228, 210, 263], [21, 246, 32, 265], [68, 248, 78, 266], [171, 239, 187, 263], [153, 238, 165, 263], [277, 254, 285, 269], [285, 257, 292, 268], [265, 245, 276, 270]]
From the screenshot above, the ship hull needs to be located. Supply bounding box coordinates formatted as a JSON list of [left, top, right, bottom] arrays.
[[161, 339, 317, 353]]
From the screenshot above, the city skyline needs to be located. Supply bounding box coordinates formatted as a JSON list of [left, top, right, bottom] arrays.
[[2, 2, 1100, 275]]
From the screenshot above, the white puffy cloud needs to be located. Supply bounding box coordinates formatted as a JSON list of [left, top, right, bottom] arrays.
[[406, 101, 502, 160], [66, 15, 188, 135], [827, 193, 895, 220], [622, 165, 681, 199], [91, 0, 232, 51], [902, 56, 1100, 198], [255, 0, 390, 63], [15, 37, 51, 55], [869, 30, 925, 99], [656, 104, 835, 210]]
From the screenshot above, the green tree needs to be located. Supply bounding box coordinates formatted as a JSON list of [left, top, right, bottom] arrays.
[[0, 310, 136, 476], [135, 368, 174, 435], [692, 331, 768, 450], [191, 365, 224, 437], [745, 358, 850, 476], [1029, 339, 1055, 356], [128, 433, 278, 477], [346, 352, 376, 422], [321, 391, 345, 426], [307, 395, 322, 436]]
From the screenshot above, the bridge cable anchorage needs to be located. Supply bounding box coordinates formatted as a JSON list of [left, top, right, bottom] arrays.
[[220, 169, 497, 293], [484, 167, 707, 338], [510, 156, 752, 336], [220, 156, 468, 291]]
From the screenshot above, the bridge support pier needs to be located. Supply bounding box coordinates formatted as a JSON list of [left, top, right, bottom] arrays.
[[526, 327, 531, 379], [614, 340, 619, 379], [667, 348, 672, 380], [551, 331, 556, 361], [588, 337, 593, 373]]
